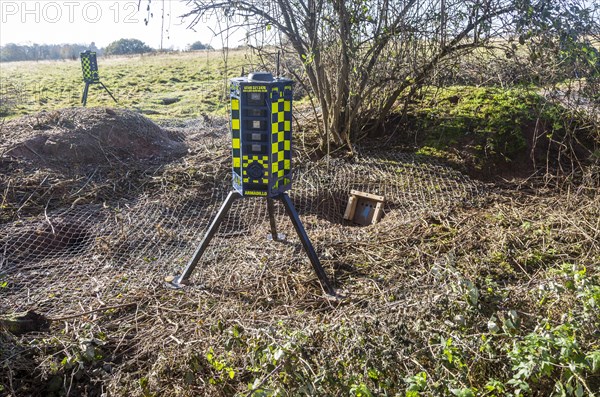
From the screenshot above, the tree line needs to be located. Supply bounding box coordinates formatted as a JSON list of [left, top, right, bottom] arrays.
[[0, 39, 213, 63], [0, 43, 96, 63]]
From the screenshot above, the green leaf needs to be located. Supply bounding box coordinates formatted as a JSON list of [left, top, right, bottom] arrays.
[[587, 350, 600, 372], [487, 317, 500, 333], [451, 388, 476, 397], [350, 383, 373, 397], [367, 368, 380, 380], [273, 348, 285, 362], [485, 379, 505, 392], [404, 371, 427, 392]]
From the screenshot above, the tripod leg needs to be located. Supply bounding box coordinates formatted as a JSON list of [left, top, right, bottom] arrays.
[[266, 198, 285, 241], [82, 83, 90, 106], [99, 82, 118, 104], [169, 191, 241, 287], [278, 194, 335, 295]]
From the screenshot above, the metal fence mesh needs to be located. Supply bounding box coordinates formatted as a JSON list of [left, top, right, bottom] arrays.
[[0, 125, 483, 318]]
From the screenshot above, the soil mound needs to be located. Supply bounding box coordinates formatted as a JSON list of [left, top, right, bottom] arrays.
[[2, 108, 187, 165]]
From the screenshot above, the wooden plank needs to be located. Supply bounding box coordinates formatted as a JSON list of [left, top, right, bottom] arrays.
[[343, 195, 358, 220], [349, 189, 384, 202], [372, 201, 384, 223]]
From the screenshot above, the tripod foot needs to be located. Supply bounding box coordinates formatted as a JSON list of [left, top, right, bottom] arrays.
[[267, 233, 286, 241], [277, 193, 336, 295], [324, 288, 347, 301], [164, 275, 187, 289]]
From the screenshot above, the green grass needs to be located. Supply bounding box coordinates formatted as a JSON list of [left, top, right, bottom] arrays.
[[0, 50, 249, 120], [405, 85, 593, 174], [411, 87, 537, 158]]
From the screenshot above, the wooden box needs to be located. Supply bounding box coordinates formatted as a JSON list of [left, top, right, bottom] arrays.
[[343, 190, 385, 225]]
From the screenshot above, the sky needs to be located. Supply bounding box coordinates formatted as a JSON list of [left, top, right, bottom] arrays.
[[0, 0, 247, 50]]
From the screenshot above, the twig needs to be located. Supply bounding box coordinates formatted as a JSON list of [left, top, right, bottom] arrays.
[[169, 335, 183, 345], [16, 175, 49, 212], [22, 143, 45, 162], [69, 167, 98, 198], [44, 200, 55, 235], [49, 302, 139, 322], [244, 362, 283, 396]]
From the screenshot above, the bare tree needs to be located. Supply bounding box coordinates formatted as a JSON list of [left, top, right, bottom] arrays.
[[180, 0, 599, 150]]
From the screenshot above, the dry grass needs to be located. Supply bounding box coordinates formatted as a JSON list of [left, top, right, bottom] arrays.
[[1, 108, 599, 396]]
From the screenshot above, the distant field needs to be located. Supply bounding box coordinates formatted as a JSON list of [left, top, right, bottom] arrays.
[[0, 50, 252, 120]]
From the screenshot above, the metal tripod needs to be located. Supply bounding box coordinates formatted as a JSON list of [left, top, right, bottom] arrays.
[[167, 191, 335, 295], [82, 81, 118, 106]]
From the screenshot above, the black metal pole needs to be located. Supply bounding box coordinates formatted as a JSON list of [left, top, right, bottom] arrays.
[[99, 81, 118, 104], [278, 193, 335, 295], [170, 191, 241, 287], [82, 82, 90, 106], [267, 198, 283, 241]]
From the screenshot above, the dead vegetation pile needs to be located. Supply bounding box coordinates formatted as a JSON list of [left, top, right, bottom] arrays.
[[1, 107, 187, 165], [1, 108, 599, 396]]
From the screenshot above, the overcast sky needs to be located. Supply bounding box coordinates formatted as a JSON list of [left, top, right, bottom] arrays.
[[0, 0, 246, 49]]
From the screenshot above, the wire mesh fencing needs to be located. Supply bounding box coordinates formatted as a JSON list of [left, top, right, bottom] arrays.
[[0, 126, 484, 318]]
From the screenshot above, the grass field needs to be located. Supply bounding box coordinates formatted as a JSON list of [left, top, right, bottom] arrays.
[[0, 50, 252, 120]]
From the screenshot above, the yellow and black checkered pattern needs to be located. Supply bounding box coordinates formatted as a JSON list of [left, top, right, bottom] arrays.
[[231, 98, 241, 171], [229, 76, 293, 197], [80, 52, 100, 83], [242, 155, 269, 184], [270, 86, 292, 186]]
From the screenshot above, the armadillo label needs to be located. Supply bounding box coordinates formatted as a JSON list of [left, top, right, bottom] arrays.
[[244, 190, 267, 196]]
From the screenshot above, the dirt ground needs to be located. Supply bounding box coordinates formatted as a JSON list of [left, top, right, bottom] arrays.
[[2, 107, 187, 164]]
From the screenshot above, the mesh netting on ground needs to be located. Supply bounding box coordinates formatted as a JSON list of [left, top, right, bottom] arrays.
[[0, 110, 484, 319]]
